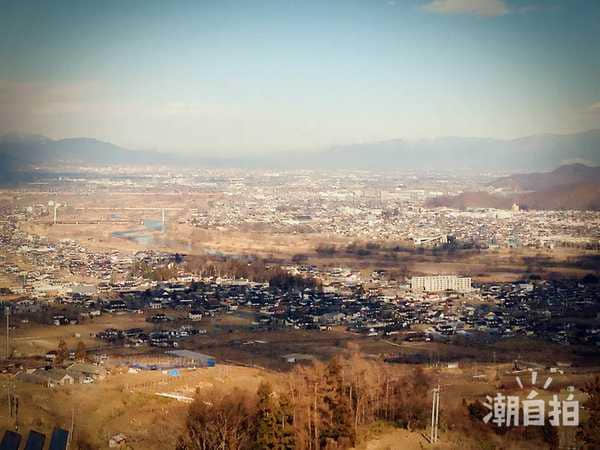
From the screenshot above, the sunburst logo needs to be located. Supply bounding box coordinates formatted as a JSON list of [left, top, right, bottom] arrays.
[[481, 370, 579, 427]]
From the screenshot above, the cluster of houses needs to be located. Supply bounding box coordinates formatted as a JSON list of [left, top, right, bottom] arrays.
[[476, 279, 600, 345], [1, 250, 598, 369], [5, 272, 595, 393], [61, 274, 599, 348], [16, 362, 107, 388], [96, 323, 205, 348], [0, 205, 177, 298]]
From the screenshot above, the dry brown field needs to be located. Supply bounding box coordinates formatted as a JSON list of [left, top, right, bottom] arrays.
[[19, 217, 597, 285]]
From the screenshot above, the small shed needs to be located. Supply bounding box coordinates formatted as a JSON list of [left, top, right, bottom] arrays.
[[41, 368, 74, 387]]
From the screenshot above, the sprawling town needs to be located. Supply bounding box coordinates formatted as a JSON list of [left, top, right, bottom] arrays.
[[1, 169, 599, 362], [2, 0, 600, 447]]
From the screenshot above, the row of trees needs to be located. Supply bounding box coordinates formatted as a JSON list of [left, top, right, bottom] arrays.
[[177, 353, 432, 450], [185, 256, 321, 292], [177, 358, 600, 450], [315, 239, 481, 260], [130, 261, 179, 281], [54, 339, 87, 365]]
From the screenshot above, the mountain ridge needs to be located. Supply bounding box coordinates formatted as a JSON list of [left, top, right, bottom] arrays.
[[1, 129, 600, 171], [490, 163, 600, 191], [317, 129, 600, 171], [427, 164, 600, 211]]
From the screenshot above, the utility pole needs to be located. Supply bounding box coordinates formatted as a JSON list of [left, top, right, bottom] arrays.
[[7, 382, 11, 419], [5, 306, 9, 360], [13, 394, 18, 431], [435, 385, 440, 443], [53, 204, 58, 225], [430, 388, 434, 443], [67, 406, 74, 450], [430, 385, 440, 444]]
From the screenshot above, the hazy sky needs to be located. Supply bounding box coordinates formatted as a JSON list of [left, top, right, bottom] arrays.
[[1, 0, 599, 154]]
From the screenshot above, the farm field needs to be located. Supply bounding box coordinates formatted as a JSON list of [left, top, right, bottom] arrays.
[[18, 217, 596, 286]]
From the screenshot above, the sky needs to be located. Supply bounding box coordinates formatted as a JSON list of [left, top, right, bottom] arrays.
[[1, 0, 599, 155]]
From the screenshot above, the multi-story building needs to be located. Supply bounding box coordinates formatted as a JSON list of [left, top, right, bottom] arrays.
[[410, 275, 472, 293]]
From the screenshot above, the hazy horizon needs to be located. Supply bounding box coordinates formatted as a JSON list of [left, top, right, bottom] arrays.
[[2, 0, 600, 156]]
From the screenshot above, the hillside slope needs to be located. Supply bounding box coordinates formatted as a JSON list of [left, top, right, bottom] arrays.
[[428, 165, 600, 210]]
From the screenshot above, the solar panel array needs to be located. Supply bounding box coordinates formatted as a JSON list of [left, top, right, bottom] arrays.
[[0, 428, 67, 450]]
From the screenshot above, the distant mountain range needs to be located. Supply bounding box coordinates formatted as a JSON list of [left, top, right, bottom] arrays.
[[0, 133, 173, 166], [1, 129, 600, 172], [315, 129, 600, 171], [2, 132, 599, 209], [427, 164, 600, 211]]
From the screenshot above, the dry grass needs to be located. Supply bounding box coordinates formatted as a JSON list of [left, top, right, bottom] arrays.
[[0, 364, 269, 449]]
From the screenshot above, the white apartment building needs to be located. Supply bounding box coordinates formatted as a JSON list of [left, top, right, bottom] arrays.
[[410, 275, 472, 293]]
